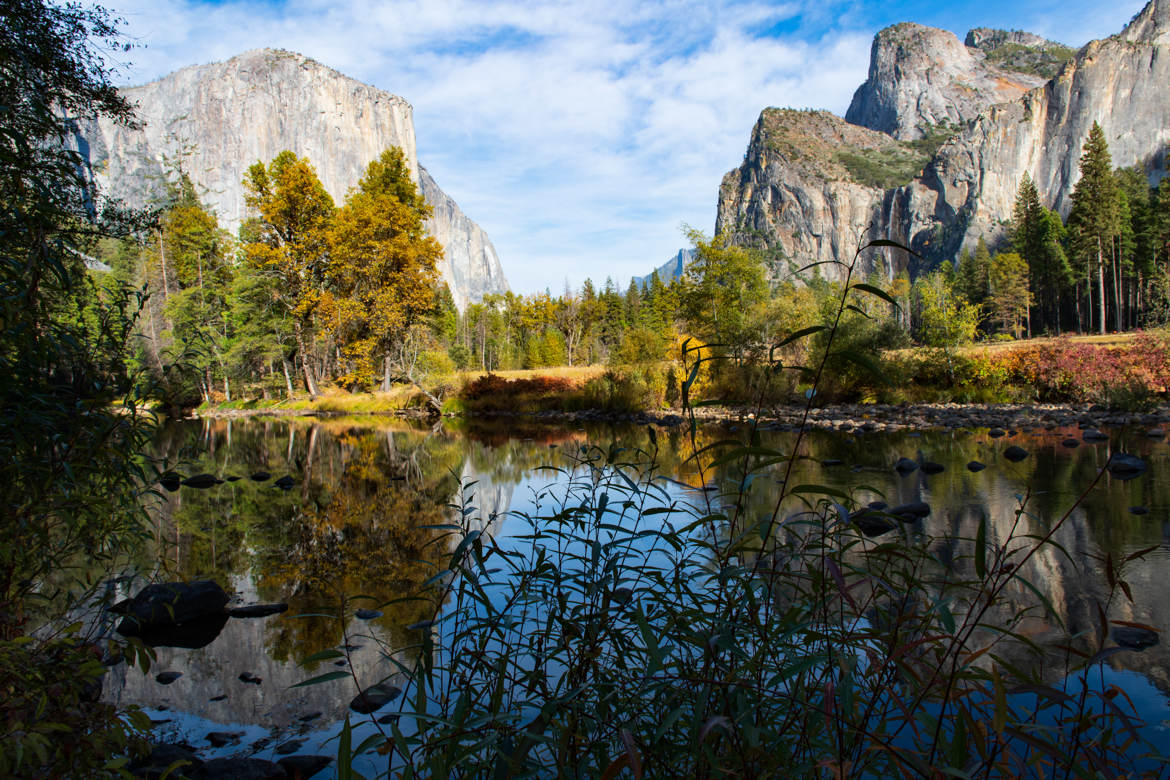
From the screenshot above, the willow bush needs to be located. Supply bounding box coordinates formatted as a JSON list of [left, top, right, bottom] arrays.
[[318, 243, 1164, 778]]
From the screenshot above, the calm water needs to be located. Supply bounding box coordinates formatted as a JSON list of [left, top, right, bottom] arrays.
[[105, 415, 1170, 775]]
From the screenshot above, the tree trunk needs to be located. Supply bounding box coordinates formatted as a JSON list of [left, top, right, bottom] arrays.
[[281, 357, 295, 398], [294, 326, 319, 397], [1097, 237, 1106, 334], [381, 353, 392, 392]]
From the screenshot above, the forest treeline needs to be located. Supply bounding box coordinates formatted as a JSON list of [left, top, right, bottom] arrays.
[[92, 121, 1170, 407]]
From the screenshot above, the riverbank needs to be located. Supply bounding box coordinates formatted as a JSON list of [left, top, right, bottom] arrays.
[[194, 397, 1170, 435]]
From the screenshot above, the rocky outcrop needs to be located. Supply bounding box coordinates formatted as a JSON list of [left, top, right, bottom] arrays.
[[719, 0, 1170, 278], [419, 167, 510, 311], [964, 29, 1076, 79], [716, 109, 922, 278], [892, 0, 1170, 261], [76, 48, 508, 309], [845, 23, 1047, 141]]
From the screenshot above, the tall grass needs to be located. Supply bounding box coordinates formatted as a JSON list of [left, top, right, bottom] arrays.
[[315, 242, 1165, 778]]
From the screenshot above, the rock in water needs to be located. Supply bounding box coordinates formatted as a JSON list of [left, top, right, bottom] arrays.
[[1109, 453, 1147, 480], [850, 509, 896, 537], [354, 608, 383, 620], [251, 471, 271, 482], [350, 682, 402, 714], [1113, 625, 1159, 651], [890, 502, 931, 521], [1061, 438, 1080, 448], [273, 475, 297, 490], [894, 457, 919, 475], [181, 473, 222, 489], [191, 757, 286, 779], [967, 460, 986, 472], [1003, 446, 1029, 462], [158, 472, 182, 492], [114, 581, 229, 637], [988, 429, 1006, 438], [278, 755, 333, 779], [1083, 430, 1109, 442], [155, 671, 182, 685], [920, 461, 945, 475]]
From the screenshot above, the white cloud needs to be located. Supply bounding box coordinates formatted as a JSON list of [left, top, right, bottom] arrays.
[[103, 0, 1145, 293]]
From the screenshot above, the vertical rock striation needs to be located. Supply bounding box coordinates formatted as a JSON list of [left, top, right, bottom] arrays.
[[75, 48, 508, 308]]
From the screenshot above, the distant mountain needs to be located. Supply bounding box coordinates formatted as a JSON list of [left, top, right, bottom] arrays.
[[717, 0, 1170, 278], [72, 48, 509, 310], [633, 248, 695, 288]]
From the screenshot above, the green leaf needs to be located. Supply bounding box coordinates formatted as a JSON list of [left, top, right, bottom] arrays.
[[300, 649, 345, 665], [773, 325, 828, 349], [863, 238, 918, 256], [850, 282, 899, 309]]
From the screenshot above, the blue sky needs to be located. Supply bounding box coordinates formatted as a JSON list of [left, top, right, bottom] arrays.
[[103, 0, 1148, 294]]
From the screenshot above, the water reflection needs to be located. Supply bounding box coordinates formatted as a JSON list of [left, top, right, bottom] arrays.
[[107, 416, 1170, 765]]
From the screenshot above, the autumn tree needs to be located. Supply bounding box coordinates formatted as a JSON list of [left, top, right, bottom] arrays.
[[326, 147, 442, 390], [988, 252, 1032, 337], [243, 151, 335, 396]]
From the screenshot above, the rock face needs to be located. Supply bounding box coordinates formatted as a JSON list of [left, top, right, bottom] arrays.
[[718, 0, 1170, 278], [419, 166, 509, 310], [633, 248, 695, 288], [845, 23, 1046, 141], [716, 109, 919, 278], [76, 48, 508, 309]]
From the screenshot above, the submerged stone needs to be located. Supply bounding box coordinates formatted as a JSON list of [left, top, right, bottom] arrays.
[[277, 755, 332, 778], [967, 460, 986, 472], [181, 473, 222, 489], [988, 428, 1006, 438], [894, 457, 918, 475], [1108, 453, 1147, 480], [250, 471, 271, 482], [1003, 446, 1029, 462], [1113, 625, 1159, 651], [273, 475, 297, 490], [850, 509, 896, 537], [920, 461, 945, 475], [890, 502, 930, 521], [1061, 438, 1080, 448], [350, 682, 402, 714]]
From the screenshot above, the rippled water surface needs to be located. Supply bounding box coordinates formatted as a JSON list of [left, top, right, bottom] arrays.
[[106, 415, 1170, 775]]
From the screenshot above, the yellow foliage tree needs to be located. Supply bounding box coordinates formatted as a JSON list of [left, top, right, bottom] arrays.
[[326, 148, 443, 389], [242, 151, 335, 396]]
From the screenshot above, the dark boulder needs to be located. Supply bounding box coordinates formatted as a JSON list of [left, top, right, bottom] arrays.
[[890, 502, 930, 521], [206, 731, 243, 748], [155, 671, 182, 685], [920, 461, 945, 475], [988, 428, 1006, 438], [350, 682, 402, 714], [277, 756, 332, 780], [1108, 453, 1147, 480], [1113, 625, 1159, 651], [132, 743, 202, 779], [273, 475, 297, 490], [250, 471, 271, 482], [1083, 429, 1109, 442], [274, 740, 304, 755], [850, 509, 895, 537], [1061, 438, 1080, 448], [1003, 446, 1029, 463], [967, 460, 986, 472], [893, 457, 918, 475], [159, 473, 182, 493], [1129, 506, 1149, 515], [191, 758, 287, 779], [238, 672, 262, 685], [354, 608, 382, 620], [181, 473, 222, 489], [115, 581, 229, 640]]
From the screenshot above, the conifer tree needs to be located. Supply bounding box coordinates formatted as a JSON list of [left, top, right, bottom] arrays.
[[1067, 122, 1120, 333]]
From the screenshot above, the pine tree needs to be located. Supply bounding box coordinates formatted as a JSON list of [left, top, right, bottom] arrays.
[[1067, 122, 1120, 334]]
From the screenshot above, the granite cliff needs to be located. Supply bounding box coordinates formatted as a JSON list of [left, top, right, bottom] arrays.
[[75, 48, 509, 309], [717, 0, 1170, 279]]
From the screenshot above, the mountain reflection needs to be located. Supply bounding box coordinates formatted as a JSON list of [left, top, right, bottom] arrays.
[[108, 417, 1170, 743]]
